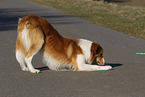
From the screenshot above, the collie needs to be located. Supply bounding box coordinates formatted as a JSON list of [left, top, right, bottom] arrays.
[[16, 14, 112, 73]]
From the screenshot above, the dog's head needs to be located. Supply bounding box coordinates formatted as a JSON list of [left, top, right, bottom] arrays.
[[90, 43, 106, 65]]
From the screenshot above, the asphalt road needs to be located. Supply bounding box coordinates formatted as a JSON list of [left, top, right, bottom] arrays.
[[0, 0, 145, 97]]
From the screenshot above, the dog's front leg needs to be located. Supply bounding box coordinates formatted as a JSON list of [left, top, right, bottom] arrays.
[[76, 54, 112, 71]]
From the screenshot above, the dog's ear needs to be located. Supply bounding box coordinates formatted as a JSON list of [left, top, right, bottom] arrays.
[[90, 43, 103, 64], [91, 43, 103, 56]]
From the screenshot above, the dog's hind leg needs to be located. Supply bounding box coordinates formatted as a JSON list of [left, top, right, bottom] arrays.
[[25, 39, 44, 73], [16, 50, 28, 71], [25, 28, 44, 73]]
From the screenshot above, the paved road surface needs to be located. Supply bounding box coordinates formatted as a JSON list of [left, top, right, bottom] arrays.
[[0, 0, 145, 97]]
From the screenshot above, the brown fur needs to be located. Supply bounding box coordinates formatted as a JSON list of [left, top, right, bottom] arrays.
[[16, 14, 106, 73], [90, 42, 104, 65]]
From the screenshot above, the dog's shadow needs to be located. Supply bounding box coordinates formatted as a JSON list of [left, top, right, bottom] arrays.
[[35, 66, 50, 72], [107, 63, 123, 68]]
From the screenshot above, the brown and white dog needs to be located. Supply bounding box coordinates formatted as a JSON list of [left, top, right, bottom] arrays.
[[16, 14, 112, 73]]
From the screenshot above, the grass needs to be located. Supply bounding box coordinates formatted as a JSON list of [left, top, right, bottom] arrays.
[[115, 0, 145, 8], [28, 0, 145, 39]]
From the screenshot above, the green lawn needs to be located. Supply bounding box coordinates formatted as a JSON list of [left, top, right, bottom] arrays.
[[29, 0, 145, 39]]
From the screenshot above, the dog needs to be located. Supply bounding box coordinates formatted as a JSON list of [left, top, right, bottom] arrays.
[[15, 14, 112, 73]]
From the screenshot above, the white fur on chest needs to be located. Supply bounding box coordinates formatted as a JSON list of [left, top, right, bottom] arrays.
[[78, 39, 93, 63], [43, 53, 73, 71]]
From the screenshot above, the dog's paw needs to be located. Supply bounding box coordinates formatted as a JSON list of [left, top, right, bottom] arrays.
[[100, 65, 112, 70], [30, 69, 40, 73], [22, 67, 29, 71]]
